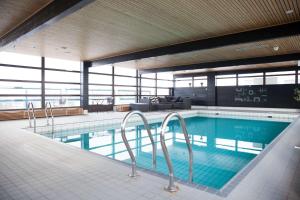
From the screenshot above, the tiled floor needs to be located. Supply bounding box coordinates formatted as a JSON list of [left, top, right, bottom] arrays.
[[0, 108, 300, 200]]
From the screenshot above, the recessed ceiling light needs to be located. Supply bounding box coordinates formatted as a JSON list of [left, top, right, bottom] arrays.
[[286, 9, 294, 14], [273, 46, 279, 51]]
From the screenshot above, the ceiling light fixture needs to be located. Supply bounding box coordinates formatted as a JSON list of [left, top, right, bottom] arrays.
[[286, 9, 294, 15], [273, 46, 279, 51]]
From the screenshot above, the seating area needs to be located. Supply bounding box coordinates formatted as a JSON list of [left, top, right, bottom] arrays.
[[130, 96, 191, 112]]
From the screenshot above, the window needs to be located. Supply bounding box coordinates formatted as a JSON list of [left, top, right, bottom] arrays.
[[157, 72, 173, 80], [157, 80, 173, 88], [114, 67, 136, 76], [45, 96, 80, 107], [157, 88, 169, 96], [115, 76, 136, 86], [175, 77, 192, 88], [141, 87, 155, 96], [45, 83, 80, 95], [0, 82, 41, 95], [0, 52, 41, 67], [45, 70, 80, 83], [89, 74, 112, 85], [89, 85, 112, 95], [238, 73, 263, 86], [194, 76, 207, 87], [89, 65, 112, 74], [265, 71, 295, 85], [115, 86, 136, 95], [45, 58, 80, 71], [0, 96, 41, 110], [114, 96, 136, 105], [216, 74, 237, 86], [0, 66, 41, 81], [141, 73, 155, 79], [141, 78, 155, 87]]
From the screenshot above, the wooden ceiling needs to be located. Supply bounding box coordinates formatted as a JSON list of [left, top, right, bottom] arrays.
[[0, 0, 52, 37], [1, 0, 300, 71]]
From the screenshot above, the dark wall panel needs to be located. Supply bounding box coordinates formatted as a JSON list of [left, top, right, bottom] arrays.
[[217, 84, 300, 108], [174, 87, 209, 105]]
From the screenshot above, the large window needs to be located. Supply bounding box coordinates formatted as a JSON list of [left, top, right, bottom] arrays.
[[0, 52, 42, 110], [194, 76, 207, 87], [265, 71, 296, 85], [88, 64, 113, 105], [216, 74, 237, 86], [238, 73, 263, 86], [175, 77, 192, 88], [45, 58, 81, 107]]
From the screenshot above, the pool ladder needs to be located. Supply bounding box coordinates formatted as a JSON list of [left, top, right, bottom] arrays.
[[160, 112, 193, 192], [121, 111, 157, 177], [45, 102, 54, 133], [27, 102, 36, 133], [121, 111, 193, 192]]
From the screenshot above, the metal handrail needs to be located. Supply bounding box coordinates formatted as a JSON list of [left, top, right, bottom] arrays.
[[27, 102, 36, 133], [121, 111, 157, 177], [160, 112, 193, 192], [45, 102, 54, 133]]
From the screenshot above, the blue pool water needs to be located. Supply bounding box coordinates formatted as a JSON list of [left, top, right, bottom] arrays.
[[50, 116, 289, 189]]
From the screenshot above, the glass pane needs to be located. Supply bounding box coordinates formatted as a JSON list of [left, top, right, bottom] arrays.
[[194, 79, 207, 87], [0, 66, 41, 81], [45, 70, 80, 83], [216, 78, 236, 86], [175, 77, 192, 81], [238, 73, 263, 77], [157, 72, 173, 80], [45, 83, 80, 95], [89, 85, 112, 95], [89, 65, 112, 74], [266, 75, 295, 85], [0, 52, 41, 67], [216, 74, 236, 78], [175, 80, 192, 88], [115, 76, 136, 86], [141, 73, 155, 79], [157, 80, 173, 88], [115, 86, 136, 95], [157, 88, 169, 96], [89, 96, 113, 105], [0, 81, 41, 95], [141, 87, 155, 95], [141, 78, 155, 87], [45, 96, 80, 107], [114, 96, 136, 105], [45, 58, 80, 71], [238, 77, 263, 86], [89, 74, 112, 84], [0, 96, 41, 110], [265, 71, 295, 75], [114, 67, 136, 76]]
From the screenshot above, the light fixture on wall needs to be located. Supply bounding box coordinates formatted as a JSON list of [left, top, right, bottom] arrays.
[[298, 60, 300, 66]]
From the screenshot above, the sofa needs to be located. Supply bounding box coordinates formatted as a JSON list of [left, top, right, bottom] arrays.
[[130, 96, 191, 112]]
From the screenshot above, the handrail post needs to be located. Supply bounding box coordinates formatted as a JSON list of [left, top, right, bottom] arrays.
[[27, 102, 36, 133], [160, 112, 193, 192], [45, 102, 54, 133], [121, 111, 156, 177]]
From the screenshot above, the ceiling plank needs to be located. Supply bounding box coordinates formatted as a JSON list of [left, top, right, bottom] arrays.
[[91, 21, 300, 66], [140, 53, 300, 73], [0, 0, 95, 48]]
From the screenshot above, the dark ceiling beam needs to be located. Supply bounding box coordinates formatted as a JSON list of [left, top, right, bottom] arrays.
[[91, 21, 300, 66], [140, 53, 300, 73], [0, 0, 95, 48]]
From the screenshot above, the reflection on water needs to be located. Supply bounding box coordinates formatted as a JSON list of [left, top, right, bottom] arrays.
[[52, 116, 289, 189]]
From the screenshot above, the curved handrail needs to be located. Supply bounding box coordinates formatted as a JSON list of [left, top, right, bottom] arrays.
[[45, 102, 54, 133], [27, 102, 36, 133], [160, 112, 193, 192], [121, 111, 156, 177]]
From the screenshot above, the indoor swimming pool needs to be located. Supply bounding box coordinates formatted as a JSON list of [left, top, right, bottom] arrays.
[[45, 116, 290, 190]]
